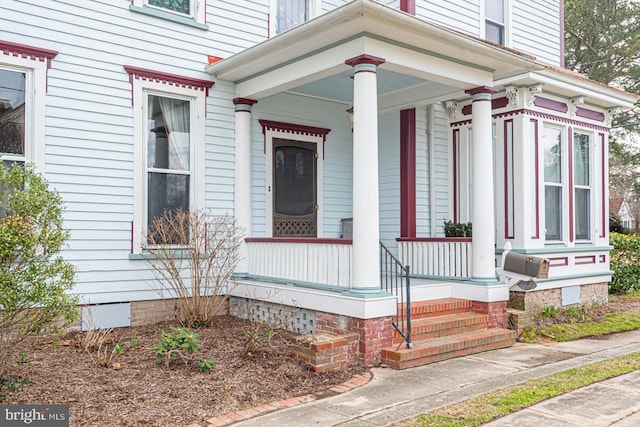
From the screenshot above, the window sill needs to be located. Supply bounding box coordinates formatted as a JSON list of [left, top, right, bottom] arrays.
[[128, 250, 192, 260], [129, 5, 209, 30]]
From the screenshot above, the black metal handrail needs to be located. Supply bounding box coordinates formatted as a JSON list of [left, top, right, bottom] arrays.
[[380, 241, 412, 349]]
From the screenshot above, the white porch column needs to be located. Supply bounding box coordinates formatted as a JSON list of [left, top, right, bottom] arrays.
[[466, 87, 498, 282], [233, 98, 257, 276], [346, 54, 385, 292]]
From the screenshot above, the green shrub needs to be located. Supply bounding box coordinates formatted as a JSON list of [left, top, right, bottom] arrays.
[[443, 220, 472, 237], [155, 326, 201, 364], [610, 232, 640, 293], [0, 163, 78, 374]]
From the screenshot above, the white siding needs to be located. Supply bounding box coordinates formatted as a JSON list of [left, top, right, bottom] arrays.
[[378, 111, 400, 255], [417, 0, 481, 35], [433, 103, 450, 236], [416, 106, 430, 235], [511, 0, 561, 65], [2, 0, 266, 302]]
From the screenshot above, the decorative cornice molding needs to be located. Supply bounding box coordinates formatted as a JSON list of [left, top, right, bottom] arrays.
[[569, 96, 585, 117], [505, 86, 519, 107], [0, 40, 58, 68], [259, 119, 331, 141], [444, 101, 459, 121], [450, 108, 611, 132], [124, 65, 214, 96], [606, 107, 621, 127], [527, 84, 543, 107]]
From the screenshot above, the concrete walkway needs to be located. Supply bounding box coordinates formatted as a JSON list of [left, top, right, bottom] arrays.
[[229, 329, 640, 426]]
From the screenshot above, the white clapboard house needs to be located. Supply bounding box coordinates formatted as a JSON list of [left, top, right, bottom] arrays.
[[2, 0, 637, 367]]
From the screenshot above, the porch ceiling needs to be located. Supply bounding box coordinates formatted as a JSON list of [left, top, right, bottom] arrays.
[[206, 0, 639, 111], [205, 0, 543, 110]]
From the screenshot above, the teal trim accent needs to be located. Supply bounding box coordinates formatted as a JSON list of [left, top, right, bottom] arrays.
[[471, 93, 492, 101], [495, 245, 612, 255], [236, 32, 495, 84], [465, 277, 501, 286], [341, 288, 393, 299], [235, 104, 252, 112], [353, 63, 378, 73], [234, 274, 350, 293], [410, 274, 471, 282], [129, 5, 209, 30], [534, 271, 613, 284]]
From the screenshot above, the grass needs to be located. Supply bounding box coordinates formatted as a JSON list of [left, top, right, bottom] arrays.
[[538, 311, 640, 342], [403, 352, 640, 427]]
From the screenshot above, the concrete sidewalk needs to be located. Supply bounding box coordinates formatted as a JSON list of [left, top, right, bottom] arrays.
[[230, 329, 640, 426]]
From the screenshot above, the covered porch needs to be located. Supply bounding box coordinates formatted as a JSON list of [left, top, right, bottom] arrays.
[[205, 0, 543, 365], [206, 0, 541, 296]]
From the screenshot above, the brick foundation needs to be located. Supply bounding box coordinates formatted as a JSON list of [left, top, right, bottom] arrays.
[[471, 301, 507, 328], [506, 308, 535, 334], [509, 282, 609, 313], [291, 332, 359, 372], [315, 312, 394, 366]]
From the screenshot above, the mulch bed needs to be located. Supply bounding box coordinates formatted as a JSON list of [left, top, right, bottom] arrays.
[[2, 315, 364, 426]]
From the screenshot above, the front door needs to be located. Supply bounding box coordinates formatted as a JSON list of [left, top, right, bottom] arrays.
[[273, 138, 317, 237]]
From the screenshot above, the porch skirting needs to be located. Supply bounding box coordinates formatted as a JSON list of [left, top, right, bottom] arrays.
[[229, 295, 394, 366]]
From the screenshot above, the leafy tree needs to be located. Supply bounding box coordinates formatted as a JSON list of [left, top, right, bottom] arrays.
[[565, 0, 640, 127], [0, 162, 78, 373]]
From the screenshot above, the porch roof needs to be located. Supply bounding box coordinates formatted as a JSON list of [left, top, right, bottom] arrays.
[[205, 0, 638, 111]]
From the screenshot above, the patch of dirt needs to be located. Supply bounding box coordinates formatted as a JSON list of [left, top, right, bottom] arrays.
[[2, 315, 364, 426], [534, 297, 640, 329]]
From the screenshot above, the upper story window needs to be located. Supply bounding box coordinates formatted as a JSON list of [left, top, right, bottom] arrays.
[[270, 0, 319, 36], [485, 0, 505, 45], [130, 0, 207, 29], [148, 0, 191, 16], [0, 69, 27, 168]]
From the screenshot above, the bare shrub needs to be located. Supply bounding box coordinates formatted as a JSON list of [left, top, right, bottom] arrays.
[[142, 209, 242, 328]]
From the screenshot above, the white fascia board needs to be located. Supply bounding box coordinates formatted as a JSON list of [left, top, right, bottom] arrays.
[[496, 71, 639, 109], [451, 283, 510, 302], [378, 82, 463, 112], [233, 41, 362, 99]]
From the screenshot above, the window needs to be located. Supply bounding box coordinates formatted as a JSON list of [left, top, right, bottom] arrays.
[[130, 0, 207, 28], [147, 0, 192, 16], [0, 69, 27, 168], [126, 66, 211, 251], [0, 40, 56, 172], [146, 94, 191, 241], [573, 132, 591, 240], [543, 125, 563, 241], [485, 0, 505, 45], [270, 0, 318, 35]]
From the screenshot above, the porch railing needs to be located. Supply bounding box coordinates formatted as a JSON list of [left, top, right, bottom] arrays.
[[380, 241, 412, 349], [397, 238, 472, 279], [245, 238, 352, 287]]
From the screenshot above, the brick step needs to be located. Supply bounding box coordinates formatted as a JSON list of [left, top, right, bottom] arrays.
[[393, 312, 489, 344], [382, 328, 516, 369], [404, 298, 473, 320]]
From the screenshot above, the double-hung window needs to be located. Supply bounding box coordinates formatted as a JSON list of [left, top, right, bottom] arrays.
[[0, 68, 27, 168], [485, 0, 506, 45], [573, 132, 591, 241], [130, 0, 207, 27], [126, 66, 210, 251], [0, 41, 55, 172], [543, 125, 563, 241], [270, 0, 318, 35], [146, 93, 191, 242]]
